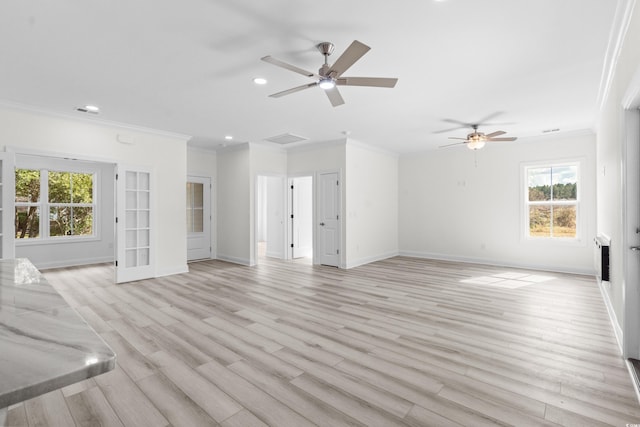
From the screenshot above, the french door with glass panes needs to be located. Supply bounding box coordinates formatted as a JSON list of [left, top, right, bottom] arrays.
[[116, 166, 153, 283]]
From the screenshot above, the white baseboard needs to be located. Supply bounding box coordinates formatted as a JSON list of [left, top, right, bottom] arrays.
[[155, 264, 189, 278], [597, 279, 624, 353], [266, 251, 285, 259], [625, 359, 640, 406], [345, 251, 399, 269], [36, 256, 114, 270], [216, 254, 251, 266], [398, 250, 595, 276]]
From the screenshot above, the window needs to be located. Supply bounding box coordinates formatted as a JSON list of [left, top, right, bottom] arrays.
[[15, 168, 95, 240], [186, 182, 204, 233], [525, 163, 578, 239], [15, 169, 41, 238]]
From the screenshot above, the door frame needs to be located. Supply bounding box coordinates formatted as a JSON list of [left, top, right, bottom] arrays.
[[6, 146, 117, 272]]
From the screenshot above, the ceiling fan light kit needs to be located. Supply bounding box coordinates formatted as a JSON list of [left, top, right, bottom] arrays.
[[261, 40, 398, 107], [439, 116, 518, 150], [467, 140, 485, 150], [318, 77, 336, 90]]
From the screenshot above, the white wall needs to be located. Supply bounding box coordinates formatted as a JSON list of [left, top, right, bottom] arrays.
[[187, 147, 217, 258], [216, 144, 251, 265], [596, 2, 640, 337], [345, 141, 399, 268], [0, 106, 189, 276], [14, 155, 115, 269], [399, 132, 596, 274], [287, 140, 346, 174]]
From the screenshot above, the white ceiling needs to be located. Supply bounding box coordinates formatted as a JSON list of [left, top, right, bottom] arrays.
[[0, 0, 618, 153]]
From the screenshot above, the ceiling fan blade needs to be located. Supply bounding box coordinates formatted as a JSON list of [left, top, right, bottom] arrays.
[[488, 137, 518, 142], [440, 142, 466, 148], [485, 130, 506, 138], [440, 113, 506, 128], [324, 86, 345, 107], [329, 40, 370, 77], [269, 82, 317, 98], [442, 118, 474, 127], [476, 111, 504, 125], [447, 137, 468, 140], [336, 77, 398, 88], [261, 56, 319, 79], [432, 125, 469, 134]]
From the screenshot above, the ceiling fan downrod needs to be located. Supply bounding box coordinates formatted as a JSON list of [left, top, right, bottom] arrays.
[[317, 42, 336, 86]]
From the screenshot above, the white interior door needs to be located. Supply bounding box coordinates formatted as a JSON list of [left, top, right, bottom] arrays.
[[624, 108, 640, 359], [291, 176, 313, 259], [317, 171, 340, 267], [187, 176, 211, 261], [116, 166, 154, 283]]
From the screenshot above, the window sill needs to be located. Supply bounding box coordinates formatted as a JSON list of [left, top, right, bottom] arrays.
[[523, 236, 586, 247], [15, 236, 101, 246]]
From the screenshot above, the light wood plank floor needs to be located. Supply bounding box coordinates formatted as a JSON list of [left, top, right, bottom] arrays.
[[6, 257, 640, 426]]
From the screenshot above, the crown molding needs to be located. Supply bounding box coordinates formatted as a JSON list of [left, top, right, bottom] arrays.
[[596, 0, 637, 112], [622, 59, 640, 109]]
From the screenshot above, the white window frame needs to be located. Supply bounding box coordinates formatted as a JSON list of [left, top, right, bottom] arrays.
[[15, 156, 100, 245], [522, 160, 582, 242]]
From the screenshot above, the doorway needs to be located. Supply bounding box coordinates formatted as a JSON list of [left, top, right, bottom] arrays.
[[256, 175, 286, 262], [186, 176, 212, 262], [290, 176, 313, 262], [12, 153, 116, 271]]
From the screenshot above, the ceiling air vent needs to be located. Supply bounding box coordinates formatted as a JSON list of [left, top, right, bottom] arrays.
[[264, 133, 308, 145]]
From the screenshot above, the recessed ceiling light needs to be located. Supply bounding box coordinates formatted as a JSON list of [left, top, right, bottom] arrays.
[[224, 135, 233, 140], [76, 105, 100, 114], [253, 77, 267, 85]]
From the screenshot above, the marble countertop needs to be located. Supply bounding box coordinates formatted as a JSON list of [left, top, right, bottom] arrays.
[[0, 258, 115, 408]]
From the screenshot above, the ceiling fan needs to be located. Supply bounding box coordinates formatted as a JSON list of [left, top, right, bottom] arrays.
[[261, 40, 398, 107], [441, 124, 518, 150]]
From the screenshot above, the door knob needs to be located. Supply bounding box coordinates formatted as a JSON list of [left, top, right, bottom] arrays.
[[631, 246, 640, 251], [320, 222, 325, 226]]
